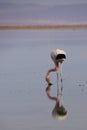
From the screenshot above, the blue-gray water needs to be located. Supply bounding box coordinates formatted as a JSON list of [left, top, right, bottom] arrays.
[[0, 29, 87, 130]]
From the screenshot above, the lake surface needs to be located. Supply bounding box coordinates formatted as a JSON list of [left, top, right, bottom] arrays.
[[0, 29, 87, 130]]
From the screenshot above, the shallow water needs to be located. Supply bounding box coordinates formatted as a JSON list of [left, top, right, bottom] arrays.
[[0, 29, 87, 130]]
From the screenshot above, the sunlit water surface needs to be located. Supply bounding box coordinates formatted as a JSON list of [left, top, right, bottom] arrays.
[[0, 29, 87, 130]]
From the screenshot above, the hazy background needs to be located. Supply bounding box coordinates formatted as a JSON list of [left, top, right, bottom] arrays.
[[0, 0, 87, 25]]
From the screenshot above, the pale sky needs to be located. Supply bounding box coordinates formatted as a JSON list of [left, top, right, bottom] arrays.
[[1, 0, 87, 5], [0, 0, 87, 25], [31, 0, 87, 5]]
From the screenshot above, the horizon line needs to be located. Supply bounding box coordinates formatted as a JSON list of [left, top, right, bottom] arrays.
[[0, 24, 87, 30]]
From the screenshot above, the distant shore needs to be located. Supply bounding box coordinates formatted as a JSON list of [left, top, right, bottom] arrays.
[[0, 24, 87, 30]]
